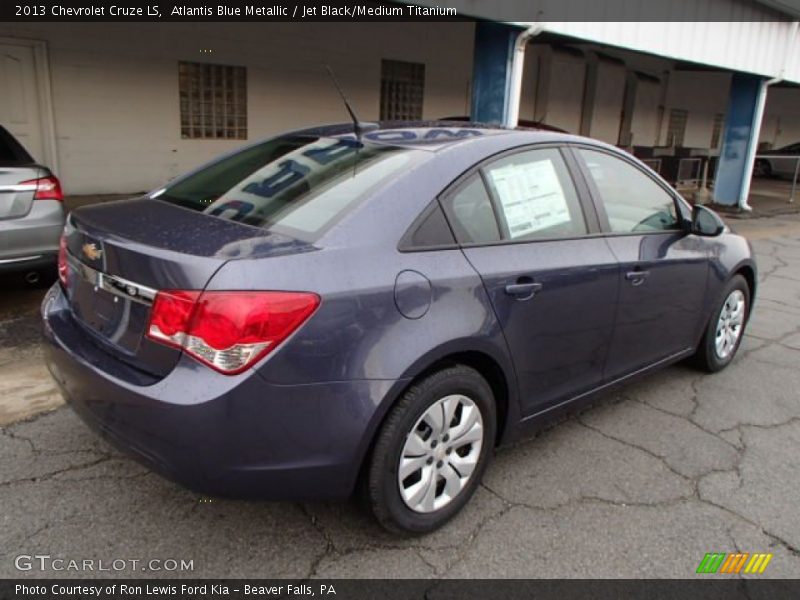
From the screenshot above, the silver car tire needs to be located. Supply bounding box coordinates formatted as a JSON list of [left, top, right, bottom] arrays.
[[692, 274, 751, 373], [366, 364, 496, 534]]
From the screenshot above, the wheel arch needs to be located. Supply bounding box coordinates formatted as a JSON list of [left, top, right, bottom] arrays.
[[408, 350, 512, 447], [350, 344, 519, 497], [696, 258, 757, 345], [735, 264, 757, 319]]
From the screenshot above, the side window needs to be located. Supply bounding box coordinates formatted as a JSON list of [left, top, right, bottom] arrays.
[[400, 202, 456, 250], [482, 147, 587, 240], [578, 148, 679, 234], [441, 176, 501, 244]]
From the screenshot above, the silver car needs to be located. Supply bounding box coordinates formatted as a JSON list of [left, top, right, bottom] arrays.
[[0, 125, 64, 282], [754, 141, 800, 179]]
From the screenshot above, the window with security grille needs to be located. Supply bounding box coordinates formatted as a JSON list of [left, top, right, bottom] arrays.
[[380, 59, 425, 121], [710, 113, 725, 149], [666, 108, 688, 148], [179, 61, 247, 140]]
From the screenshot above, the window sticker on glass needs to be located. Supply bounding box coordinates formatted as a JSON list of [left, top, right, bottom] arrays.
[[487, 159, 572, 239]]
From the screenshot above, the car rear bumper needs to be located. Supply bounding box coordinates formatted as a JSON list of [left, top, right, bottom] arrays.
[[41, 284, 403, 500], [0, 199, 64, 265], [0, 252, 57, 273]]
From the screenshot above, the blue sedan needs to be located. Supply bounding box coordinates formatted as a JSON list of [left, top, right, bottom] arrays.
[[42, 122, 756, 533]]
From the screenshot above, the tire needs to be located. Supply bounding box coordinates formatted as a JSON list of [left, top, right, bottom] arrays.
[[754, 159, 772, 178], [367, 364, 496, 534], [692, 274, 750, 372]]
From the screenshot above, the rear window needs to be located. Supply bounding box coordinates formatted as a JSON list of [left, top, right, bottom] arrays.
[[0, 127, 34, 165], [0, 138, 14, 162], [155, 135, 425, 240]]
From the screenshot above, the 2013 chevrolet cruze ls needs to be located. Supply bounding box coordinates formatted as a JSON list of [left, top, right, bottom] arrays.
[[42, 122, 756, 533]]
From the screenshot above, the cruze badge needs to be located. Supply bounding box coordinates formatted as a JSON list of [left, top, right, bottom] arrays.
[[82, 243, 102, 261]]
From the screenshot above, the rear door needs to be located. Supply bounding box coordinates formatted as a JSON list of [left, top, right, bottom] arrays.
[[572, 146, 708, 379], [441, 145, 620, 417]]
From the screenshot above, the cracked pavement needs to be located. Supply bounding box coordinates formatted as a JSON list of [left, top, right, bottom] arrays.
[[1, 214, 799, 579]]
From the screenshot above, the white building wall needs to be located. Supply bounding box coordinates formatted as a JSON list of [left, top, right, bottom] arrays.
[[3, 19, 795, 195], [0, 22, 475, 195]]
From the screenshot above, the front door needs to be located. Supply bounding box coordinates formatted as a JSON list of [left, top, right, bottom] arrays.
[[440, 146, 620, 417], [573, 147, 708, 379]]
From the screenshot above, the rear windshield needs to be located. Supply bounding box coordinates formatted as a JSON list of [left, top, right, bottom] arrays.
[[0, 127, 34, 165], [155, 135, 425, 240]]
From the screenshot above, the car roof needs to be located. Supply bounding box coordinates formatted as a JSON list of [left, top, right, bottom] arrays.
[[439, 115, 568, 134], [292, 120, 574, 152]]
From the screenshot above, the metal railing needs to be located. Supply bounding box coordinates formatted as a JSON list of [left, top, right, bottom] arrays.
[[754, 154, 800, 203]]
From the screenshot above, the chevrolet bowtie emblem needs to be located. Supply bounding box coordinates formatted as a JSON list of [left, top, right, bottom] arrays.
[[82, 243, 102, 261]]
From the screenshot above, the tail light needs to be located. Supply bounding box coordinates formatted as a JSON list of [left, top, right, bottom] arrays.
[[20, 176, 63, 202], [57, 234, 69, 287], [146, 290, 320, 375]]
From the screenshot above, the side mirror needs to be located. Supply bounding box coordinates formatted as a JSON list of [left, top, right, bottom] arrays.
[[691, 205, 725, 237]]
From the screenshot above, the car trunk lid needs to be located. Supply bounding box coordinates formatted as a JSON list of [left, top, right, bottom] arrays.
[[62, 197, 315, 378], [0, 165, 41, 219]]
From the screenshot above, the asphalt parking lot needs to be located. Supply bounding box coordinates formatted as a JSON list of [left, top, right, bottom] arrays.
[[1, 211, 799, 579]]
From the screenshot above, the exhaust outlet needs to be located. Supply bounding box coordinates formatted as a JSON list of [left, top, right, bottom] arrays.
[[25, 271, 41, 284]]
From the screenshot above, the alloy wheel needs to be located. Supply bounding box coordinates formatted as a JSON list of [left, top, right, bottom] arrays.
[[715, 289, 745, 360]]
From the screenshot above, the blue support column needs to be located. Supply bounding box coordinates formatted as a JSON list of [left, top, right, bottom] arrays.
[[714, 73, 768, 208], [470, 22, 519, 125]]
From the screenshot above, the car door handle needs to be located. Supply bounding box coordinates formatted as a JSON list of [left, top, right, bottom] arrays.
[[625, 270, 650, 286], [504, 281, 543, 299]]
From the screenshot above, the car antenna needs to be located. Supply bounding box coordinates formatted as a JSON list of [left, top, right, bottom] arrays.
[[324, 64, 378, 141]]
